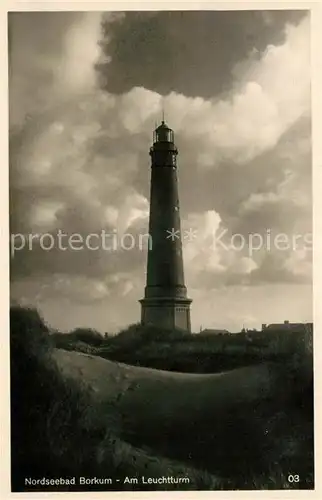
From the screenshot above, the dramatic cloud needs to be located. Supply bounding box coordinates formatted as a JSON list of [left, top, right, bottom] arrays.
[[9, 11, 312, 332], [97, 10, 306, 98]]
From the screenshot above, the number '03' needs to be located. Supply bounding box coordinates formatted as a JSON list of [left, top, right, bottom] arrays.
[[288, 474, 300, 483]]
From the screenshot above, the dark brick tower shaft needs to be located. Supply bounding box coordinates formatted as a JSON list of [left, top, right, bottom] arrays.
[[140, 121, 192, 331]]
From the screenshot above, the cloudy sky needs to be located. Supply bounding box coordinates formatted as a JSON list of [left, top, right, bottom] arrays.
[[9, 10, 312, 333]]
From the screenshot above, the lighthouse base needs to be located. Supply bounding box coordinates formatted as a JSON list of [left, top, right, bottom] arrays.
[[140, 296, 192, 333]]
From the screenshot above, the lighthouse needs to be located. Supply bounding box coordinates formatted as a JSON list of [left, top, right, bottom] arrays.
[[140, 121, 192, 332]]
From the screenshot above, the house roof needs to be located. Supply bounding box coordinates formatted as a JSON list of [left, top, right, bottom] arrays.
[[200, 328, 229, 334]]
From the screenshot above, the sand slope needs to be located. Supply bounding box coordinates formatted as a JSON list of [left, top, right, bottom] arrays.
[[52, 348, 303, 478], [52, 348, 278, 424]]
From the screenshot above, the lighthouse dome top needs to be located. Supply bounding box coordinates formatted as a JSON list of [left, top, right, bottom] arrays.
[[153, 120, 174, 143], [156, 120, 170, 129]]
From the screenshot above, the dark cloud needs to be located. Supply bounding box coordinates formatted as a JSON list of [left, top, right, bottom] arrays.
[[97, 10, 307, 98]]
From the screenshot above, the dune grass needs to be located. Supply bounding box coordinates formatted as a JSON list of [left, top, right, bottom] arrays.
[[9, 306, 221, 491], [53, 347, 314, 488], [10, 306, 314, 491]]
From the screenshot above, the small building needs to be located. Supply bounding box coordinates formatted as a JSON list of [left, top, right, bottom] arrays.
[[200, 328, 229, 336], [262, 320, 312, 333]]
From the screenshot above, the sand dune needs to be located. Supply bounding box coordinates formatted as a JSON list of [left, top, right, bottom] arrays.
[[52, 348, 306, 478], [52, 348, 279, 425]]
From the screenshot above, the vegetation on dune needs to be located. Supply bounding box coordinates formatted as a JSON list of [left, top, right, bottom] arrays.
[[10, 306, 314, 491], [52, 327, 104, 349], [49, 320, 313, 378], [11, 306, 106, 489], [52, 345, 314, 489], [10, 306, 219, 491], [86, 322, 314, 376]]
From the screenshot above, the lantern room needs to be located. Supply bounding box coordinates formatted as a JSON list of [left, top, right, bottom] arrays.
[[153, 121, 174, 144]]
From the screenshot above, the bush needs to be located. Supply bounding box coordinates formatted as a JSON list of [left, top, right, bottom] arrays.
[[70, 327, 104, 346], [10, 305, 51, 356], [109, 323, 189, 352], [10, 306, 107, 490]]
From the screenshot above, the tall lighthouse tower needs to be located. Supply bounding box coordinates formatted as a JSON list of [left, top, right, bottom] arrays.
[[140, 121, 192, 332]]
